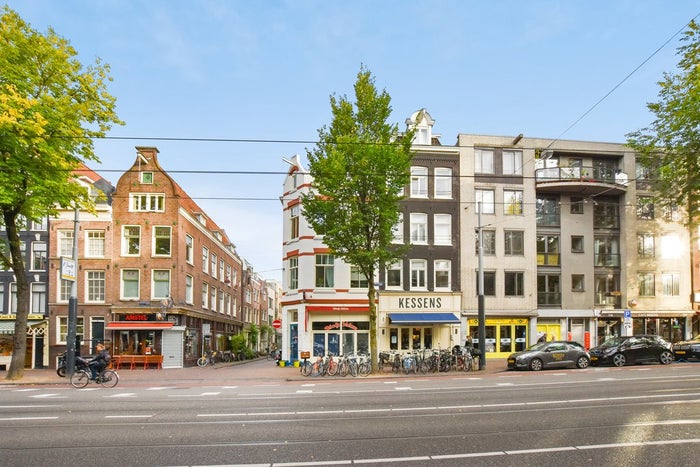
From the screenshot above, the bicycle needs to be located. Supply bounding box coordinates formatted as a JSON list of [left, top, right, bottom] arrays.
[[70, 367, 119, 388], [197, 350, 217, 367]]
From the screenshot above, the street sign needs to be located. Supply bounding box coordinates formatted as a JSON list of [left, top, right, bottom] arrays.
[[272, 319, 282, 329]]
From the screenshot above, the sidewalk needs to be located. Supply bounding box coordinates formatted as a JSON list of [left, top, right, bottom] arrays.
[[1, 358, 509, 387]]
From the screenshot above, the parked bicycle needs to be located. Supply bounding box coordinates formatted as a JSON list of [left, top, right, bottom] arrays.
[[70, 363, 119, 388], [197, 350, 218, 367], [56, 351, 90, 378]]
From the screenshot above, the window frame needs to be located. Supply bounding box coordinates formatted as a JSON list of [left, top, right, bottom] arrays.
[[152, 226, 172, 257], [434, 167, 452, 199], [121, 225, 141, 256], [410, 166, 428, 198]]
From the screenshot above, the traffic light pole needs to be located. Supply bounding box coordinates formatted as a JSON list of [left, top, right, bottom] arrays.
[[65, 207, 79, 377]]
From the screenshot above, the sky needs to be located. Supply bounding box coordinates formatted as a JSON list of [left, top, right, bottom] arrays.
[[6, 0, 700, 283]]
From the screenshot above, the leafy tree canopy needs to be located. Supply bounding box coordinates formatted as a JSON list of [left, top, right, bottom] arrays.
[[627, 20, 700, 228]]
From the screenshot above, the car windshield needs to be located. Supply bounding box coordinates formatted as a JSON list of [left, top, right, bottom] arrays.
[[527, 342, 549, 351], [599, 336, 624, 347]]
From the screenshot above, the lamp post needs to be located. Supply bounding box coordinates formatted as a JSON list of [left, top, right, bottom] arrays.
[[477, 202, 486, 370], [65, 206, 80, 377]]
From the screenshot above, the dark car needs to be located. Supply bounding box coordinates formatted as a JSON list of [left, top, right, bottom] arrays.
[[507, 340, 590, 371], [672, 334, 700, 361], [589, 335, 673, 367]]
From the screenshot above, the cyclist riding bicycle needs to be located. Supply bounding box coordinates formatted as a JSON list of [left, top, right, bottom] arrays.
[[89, 343, 111, 380]]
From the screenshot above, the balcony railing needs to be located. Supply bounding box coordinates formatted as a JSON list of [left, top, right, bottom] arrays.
[[537, 292, 562, 306], [535, 166, 628, 195], [537, 253, 560, 266]]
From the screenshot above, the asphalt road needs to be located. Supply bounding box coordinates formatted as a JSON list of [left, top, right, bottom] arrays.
[[1, 360, 699, 466]]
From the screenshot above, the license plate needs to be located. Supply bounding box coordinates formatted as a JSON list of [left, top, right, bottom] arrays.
[[675, 350, 686, 354], [591, 356, 598, 361]]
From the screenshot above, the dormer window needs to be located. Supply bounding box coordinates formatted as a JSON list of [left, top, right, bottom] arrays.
[[140, 172, 153, 184], [130, 193, 165, 212]]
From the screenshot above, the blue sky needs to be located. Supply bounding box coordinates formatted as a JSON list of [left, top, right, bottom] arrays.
[[6, 1, 700, 282]]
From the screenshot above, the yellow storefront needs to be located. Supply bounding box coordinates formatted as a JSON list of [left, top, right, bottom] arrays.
[[467, 318, 529, 358]]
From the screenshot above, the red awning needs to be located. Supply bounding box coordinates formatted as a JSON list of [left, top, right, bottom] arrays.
[[106, 321, 175, 330]]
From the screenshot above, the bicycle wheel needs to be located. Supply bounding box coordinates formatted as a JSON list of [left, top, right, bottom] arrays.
[[327, 360, 338, 376], [196, 356, 208, 367], [300, 360, 312, 376], [358, 360, 372, 377], [70, 370, 90, 388], [98, 370, 119, 388]]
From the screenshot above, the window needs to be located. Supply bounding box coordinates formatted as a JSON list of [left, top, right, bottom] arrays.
[[185, 275, 193, 304], [662, 273, 680, 296], [140, 172, 153, 184], [477, 271, 496, 296], [433, 214, 452, 245], [571, 274, 585, 292], [58, 230, 74, 257], [637, 196, 654, 220], [504, 230, 524, 256], [571, 236, 584, 253], [86, 271, 105, 303], [537, 274, 561, 306], [505, 271, 524, 296], [315, 254, 335, 288], [663, 205, 681, 222], [410, 166, 428, 198], [595, 274, 620, 306], [661, 234, 681, 259], [0, 284, 4, 312], [225, 264, 232, 285], [593, 199, 619, 228], [350, 266, 369, 288], [638, 272, 655, 296], [475, 148, 494, 174], [202, 282, 209, 308], [150, 226, 171, 256], [477, 230, 496, 255], [637, 234, 654, 258], [210, 287, 217, 311], [502, 150, 523, 175], [122, 226, 140, 256], [410, 259, 427, 290], [85, 231, 105, 257], [224, 293, 231, 315], [475, 189, 495, 214], [536, 196, 560, 226], [392, 213, 404, 244], [31, 283, 46, 313], [129, 193, 165, 212], [31, 242, 47, 270], [410, 213, 428, 244], [58, 316, 84, 344], [570, 196, 584, 214], [211, 253, 218, 279], [594, 236, 620, 267], [202, 247, 209, 274], [536, 235, 559, 266], [58, 277, 71, 303], [386, 261, 402, 289], [10, 283, 17, 313], [32, 217, 47, 230], [219, 260, 225, 282], [434, 167, 452, 198], [185, 235, 194, 264], [504, 190, 523, 215], [121, 270, 140, 299], [290, 205, 300, 239], [218, 288, 224, 312], [289, 257, 298, 289], [434, 260, 451, 290]]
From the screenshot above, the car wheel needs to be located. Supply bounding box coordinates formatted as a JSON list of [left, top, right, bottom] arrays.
[[576, 356, 590, 369], [612, 353, 626, 367], [659, 351, 673, 365], [529, 358, 543, 371]]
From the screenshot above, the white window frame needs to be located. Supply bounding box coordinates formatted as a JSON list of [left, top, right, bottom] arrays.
[[121, 269, 140, 300], [290, 205, 300, 240], [185, 234, 194, 264], [86, 270, 105, 303], [504, 190, 523, 215], [434, 260, 451, 290], [202, 247, 209, 274], [58, 230, 73, 257], [85, 230, 105, 258], [410, 166, 428, 198], [151, 270, 171, 299], [434, 167, 452, 199], [57, 316, 84, 344], [121, 226, 141, 256], [392, 213, 404, 244], [350, 266, 369, 289], [433, 214, 452, 246], [30, 282, 46, 313], [185, 274, 194, 304], [410, 213, 428, 244], [476, 189, 495, 214], [129, 193, 165, 212], [152, 226, 172, 257], [503, 150, 523, 175], [475, 148, 494, 174], [31, 241, 47, 271], [386, 261, 403, 290], [410, 259, 427, 291], [289, 257, 299, 290], [211, 253, 218, 279]]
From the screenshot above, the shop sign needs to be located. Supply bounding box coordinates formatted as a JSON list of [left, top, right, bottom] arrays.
[[0, 314, 45, 320], [468, 318, 528, 325], [124, 314, 151, 321]]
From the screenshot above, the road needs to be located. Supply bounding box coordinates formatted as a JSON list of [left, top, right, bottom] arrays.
[[1, 360, 699, 466]]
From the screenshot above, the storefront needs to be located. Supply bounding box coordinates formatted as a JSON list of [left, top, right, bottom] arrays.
[[467, 317, 529, 357], [304, 306, 370, 357], [0, 314, 48, 370], [106, 312, 184, 367]]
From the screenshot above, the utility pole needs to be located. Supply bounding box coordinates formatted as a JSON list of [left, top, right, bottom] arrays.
[[477, 202, 486, 370], [65, 207, 79, 376]]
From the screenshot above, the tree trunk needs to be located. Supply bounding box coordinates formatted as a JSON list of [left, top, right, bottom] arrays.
[[4, 215, 29, 381], [367, 282, 378, 373]]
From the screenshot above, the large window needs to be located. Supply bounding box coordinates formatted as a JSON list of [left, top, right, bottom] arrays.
[[594, 236, 620, 267], [185, 275, 193, 304], [637, 196, 654, 220], [289, 257, 299, 289], [434, 260, 451, 290], [433, 214, 452, 245], [129, 193, 165, 212], [504, 190, 523, 215], [86, 271, 105, 303], [662, 273, 680, 296], [410, 259, 427, 290], [475, 148, 494, 174], [58, 230, 73, 257], [31, 283, 46, 313], [121, 226, 140, 256], [477, 230, 496, 255], [58, 316, 84, 344], [58, 277, 71, 303], [202, 283, 209, 308], [315, 254, 335, 288], [537, 274, 561, 306], [85, 230, 105, 257], [31, 242, 47, 270], [392, 213, 404, 244], [536, 235, 560, 266], [505, 271, 524, 296], [595, 274, 620, 307], [410, 166, 428, 198], [153, 226, 171, 256], [185, 234, 194, 264], [637, 234, 654, 258], [475, 189, 495, 214], [121, 270, 140, 299], [504, 230, 524, 256], [434, 167, 452, 198], [410, 213, 428, 244], [202, 247, 209, 274], [350, 266, 369, 289], [477, 271, 496, 296], [386, 261, 402, 289], [502, 150, 523, 175], [594, 200, 619, 228], [211, 253, 218, 279], [638, 272, 655, 296], [536, 196, 559, 226]]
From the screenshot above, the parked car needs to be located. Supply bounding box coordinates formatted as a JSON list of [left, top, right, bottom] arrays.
[[672, 334, 700, 361], [506, 340, 590, 371], [589, 335, 673, 367]]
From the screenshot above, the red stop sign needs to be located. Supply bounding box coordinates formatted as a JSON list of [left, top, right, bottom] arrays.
[[272, 319, 282, 329]]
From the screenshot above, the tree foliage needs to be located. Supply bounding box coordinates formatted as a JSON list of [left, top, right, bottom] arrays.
[[302, 66, 413, 369], [0, 7, 123, 379], [626, 20, 700, 229]]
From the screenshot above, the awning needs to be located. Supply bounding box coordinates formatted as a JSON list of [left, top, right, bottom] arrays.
[[388, 313, 460, 325], [0, 320, 43, 334], [106, 321, 174, 331]]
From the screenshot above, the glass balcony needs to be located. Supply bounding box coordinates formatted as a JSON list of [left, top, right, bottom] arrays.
[[535, 166, 628, 195]]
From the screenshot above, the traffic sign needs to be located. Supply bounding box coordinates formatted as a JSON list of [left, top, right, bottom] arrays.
[[272, 319, 282, 329]]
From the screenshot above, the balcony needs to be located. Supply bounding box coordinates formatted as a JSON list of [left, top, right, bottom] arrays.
[[535, 166, 628, 196]]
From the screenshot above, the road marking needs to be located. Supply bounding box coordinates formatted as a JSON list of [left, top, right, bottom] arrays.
[[0, 416, 58, 421], [147, 387, 175, 391], [296, 390, 313, 393], [108, 393, 137, 398], [105, 414, 153, 419], [29, 394, 65, 398]]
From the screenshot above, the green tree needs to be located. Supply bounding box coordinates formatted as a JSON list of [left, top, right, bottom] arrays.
[[627, 20, 700, 230], [0, 7, 122, 380], [302, 67, 413, 370]]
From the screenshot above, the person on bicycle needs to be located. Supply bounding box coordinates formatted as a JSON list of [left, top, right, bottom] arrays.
[[89, 343, 111, 380]]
